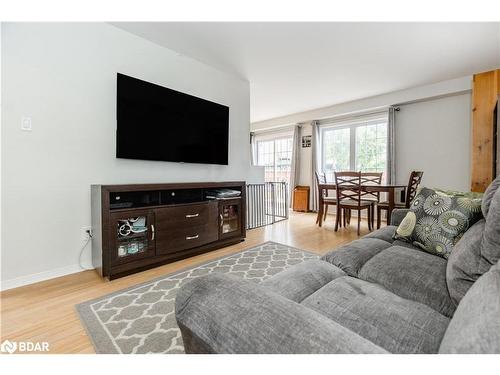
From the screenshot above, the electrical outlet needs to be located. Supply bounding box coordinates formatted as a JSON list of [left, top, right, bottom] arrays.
[[81, 226, 92, 246]]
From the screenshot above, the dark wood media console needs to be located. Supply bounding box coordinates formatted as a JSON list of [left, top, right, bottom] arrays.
[[91, 181, 246, 279]]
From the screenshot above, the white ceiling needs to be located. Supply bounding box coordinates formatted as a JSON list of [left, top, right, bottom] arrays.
[[111, 22, 500, 122]]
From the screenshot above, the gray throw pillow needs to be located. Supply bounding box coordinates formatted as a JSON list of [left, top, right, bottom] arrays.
[[394, 187, 482, 259]]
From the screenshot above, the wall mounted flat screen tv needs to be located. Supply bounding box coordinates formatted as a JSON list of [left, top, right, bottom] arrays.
[[116, 73, 229, 165]]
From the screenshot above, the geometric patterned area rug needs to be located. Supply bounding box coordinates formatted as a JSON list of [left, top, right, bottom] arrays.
[[76, 241, 318, 354]]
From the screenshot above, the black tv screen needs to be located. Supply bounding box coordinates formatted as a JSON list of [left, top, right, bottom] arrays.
[[116, 73, 229, 165]]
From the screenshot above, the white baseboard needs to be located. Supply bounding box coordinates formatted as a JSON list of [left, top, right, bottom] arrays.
[[0, 263, 94, 291]]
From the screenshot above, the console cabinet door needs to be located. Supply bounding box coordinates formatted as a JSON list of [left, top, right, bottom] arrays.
[[219, 199, 243, 239], [109, 209, 156, 265]]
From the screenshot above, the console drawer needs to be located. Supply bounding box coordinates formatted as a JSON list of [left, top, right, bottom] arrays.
[[155, 202, 215, 228], [156, 222, 218, 254]]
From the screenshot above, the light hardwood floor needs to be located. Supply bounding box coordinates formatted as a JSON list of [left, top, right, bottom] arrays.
[[0, 212, 370, 354]]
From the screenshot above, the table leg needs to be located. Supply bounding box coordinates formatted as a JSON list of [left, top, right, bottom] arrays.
[[318, 199, 324, 227], [387, 187, 395, 225]]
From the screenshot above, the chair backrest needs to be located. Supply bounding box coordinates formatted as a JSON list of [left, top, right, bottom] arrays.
[[335, 171, 362, 207], [315, 171, 328, 198], [405, 171, 424, 208], [315, 171, 327, 185], [360, 172, 383, 185], [360, 172, 383, 201]]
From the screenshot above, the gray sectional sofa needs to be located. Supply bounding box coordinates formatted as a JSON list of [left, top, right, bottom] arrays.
[[175, 177, 500, 354]]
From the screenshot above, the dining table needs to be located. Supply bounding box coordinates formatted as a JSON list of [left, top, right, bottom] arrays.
[[317, 182, 408, 227]]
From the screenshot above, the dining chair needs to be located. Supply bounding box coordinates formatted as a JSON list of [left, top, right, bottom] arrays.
[[359, 172, 383, 228], [315, 172, 336, 226], [334, 171, 373, 236], [377, 171, 424, 228]]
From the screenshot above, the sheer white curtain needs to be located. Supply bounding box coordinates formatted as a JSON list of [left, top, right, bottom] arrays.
[[387, 107, 396, 184], [289, 124, 301, 207], [310, 120, 321, 211]]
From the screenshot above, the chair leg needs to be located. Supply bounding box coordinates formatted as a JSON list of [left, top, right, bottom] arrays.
[[357, 210, 361, 236], [324, 204, 328, 220], [367, 207, 372, 231], [347, 209, 351, 224], [369, 206, 373, 231], [334, 205, 340, 232], [342, 208, 346, 227], [368, 205, 371, 230], [377, 206, 382, 229], [318, 203, 323, 227]]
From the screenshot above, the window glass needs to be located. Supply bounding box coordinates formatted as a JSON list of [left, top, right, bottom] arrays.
[[256, 136, 293, 183], [321, 118, 388, 181], [322, 127, 350, 181], [355, 122, 387, 173]]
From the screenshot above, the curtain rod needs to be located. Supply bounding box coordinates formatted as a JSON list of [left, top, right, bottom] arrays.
[[393, 90, 471, 108], [317, 107, 390, 125], [251, 123, 301, 135]]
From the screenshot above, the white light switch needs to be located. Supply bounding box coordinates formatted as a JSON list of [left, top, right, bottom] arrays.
[[21, 116, 32, 131]]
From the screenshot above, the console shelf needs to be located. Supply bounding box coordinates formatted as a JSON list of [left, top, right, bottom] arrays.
[[91, 181, 246, 279]]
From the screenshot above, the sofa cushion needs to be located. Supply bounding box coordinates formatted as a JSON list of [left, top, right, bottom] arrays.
[[176, 273, 388, 354], [362, 225, 397, 243], [393, 187, 482, 259], [261, 259, 345, 303], [358, 246, 455, 317], [446, 181, 500, 306], [301, 276, 450, 354], [439, 261, 500, 353], [390, 208, 411, 226], [446, 219, 490, 306], [481, 175, 500, 218], [481, 185, 500, 266], [392, 239, 419, 250], [321, 238, 393, 277]]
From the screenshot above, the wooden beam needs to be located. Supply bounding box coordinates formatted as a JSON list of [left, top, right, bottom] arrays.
[[471, 69, 500, 192]]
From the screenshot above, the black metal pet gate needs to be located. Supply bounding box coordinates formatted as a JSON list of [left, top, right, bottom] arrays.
[[246, 182, 289, 230]]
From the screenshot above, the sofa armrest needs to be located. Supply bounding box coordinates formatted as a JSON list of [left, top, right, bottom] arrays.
[[390, 208, 410, 226], [175, 273, 388, 354]]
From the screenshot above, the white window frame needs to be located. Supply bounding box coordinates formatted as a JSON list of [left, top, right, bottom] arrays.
[[320, 116, 388, 179]]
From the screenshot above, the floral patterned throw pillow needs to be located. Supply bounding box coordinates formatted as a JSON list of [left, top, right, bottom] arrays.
[[394, 187, 482, 258]]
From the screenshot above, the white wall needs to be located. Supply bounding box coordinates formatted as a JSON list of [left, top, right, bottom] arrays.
[[395, 93, 471, 190], [251, 78, 473, 200], [1, 23, 263, 289], [251, 76, 472, 131]]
